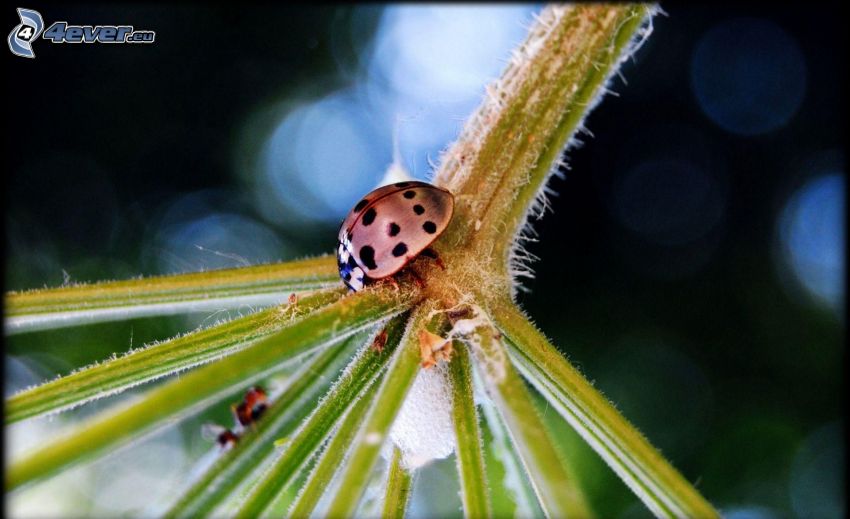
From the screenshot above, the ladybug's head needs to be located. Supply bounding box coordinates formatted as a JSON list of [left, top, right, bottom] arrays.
[[337, 241, 365, 292]]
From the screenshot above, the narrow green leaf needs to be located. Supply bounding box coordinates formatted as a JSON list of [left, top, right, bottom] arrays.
[[6, 288, 413, 490], [491, 299, 719, 518], [5, 255, 339, 334], [478, 390, 541, 518], [382, 447, 414, 519], [449, 341, 491, 519], [468, 318, 592, 518], [164, 328, 367, 518], [6, 289, 343, 423], [235, 313, 410, 517], [324, 302, 437, 518], [286, 374, 381, 518]]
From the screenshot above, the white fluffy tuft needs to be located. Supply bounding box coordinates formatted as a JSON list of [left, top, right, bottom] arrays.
[[384, 362, 456, 470]]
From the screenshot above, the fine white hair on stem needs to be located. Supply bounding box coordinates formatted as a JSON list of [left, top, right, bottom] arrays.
[[506, 7, 657, 297]]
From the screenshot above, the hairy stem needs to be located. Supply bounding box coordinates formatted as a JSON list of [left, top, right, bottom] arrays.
[[323, 302, 439, 517], [286, 376, 381, 518], [235, 313, 410, 517], [468, 319, 592, 518], [432, 4, 654, 299], [7, 289, 412, 490], [382, 447, 415, 519], [491, 299, 719, 518], [450, 341, 492, 518], [5, 255, 339, 334], [6, 289, 343, 423], [163, 329, 366, 518]]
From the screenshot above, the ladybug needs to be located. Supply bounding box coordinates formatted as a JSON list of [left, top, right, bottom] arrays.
[[232, 386, 268, 428], [337, 181, 454, 291]]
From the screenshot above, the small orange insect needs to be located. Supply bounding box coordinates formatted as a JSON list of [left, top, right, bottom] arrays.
[[202, 423, 239, 450], [202, 386, 271, 450], [232, 386, 268, 428]]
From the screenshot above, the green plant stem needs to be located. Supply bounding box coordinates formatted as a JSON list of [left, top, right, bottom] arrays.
[[6, 289, 343, 423], [235, 313, 410, 517], [382, 447, 414, 519], [6, 288, 412, 490], [478, 390, 541, 517], [323, 303, 437, 517], [491, 299, 719, 518], [5, 255, 339, 334], [434, 4, 654, 295], [286, 376, 381, 518], [468, 319, 592, 518], [163, 329, 366, 518], [450, 341, 492, 519]]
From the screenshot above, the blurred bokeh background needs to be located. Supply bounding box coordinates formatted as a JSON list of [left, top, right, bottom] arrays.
[[4, 4, 844, 518]]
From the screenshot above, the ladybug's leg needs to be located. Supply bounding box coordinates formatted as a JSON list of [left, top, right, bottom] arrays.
[[384, 276, 401, 292], [420, 247, 446, 270], [407, 269, 426, 290]]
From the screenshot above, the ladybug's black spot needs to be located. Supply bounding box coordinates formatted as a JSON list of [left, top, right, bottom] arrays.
[[403, 190, 416, 199], [392, 243, 408, 257], [413, 204, 425, 215], [353, 199, 369, 212], [362, 208, 377, 226], [388, 222, 401, 237], [423, 221, 437, 234], [394, 182, 411, 187], [359, 246, 378, 270]]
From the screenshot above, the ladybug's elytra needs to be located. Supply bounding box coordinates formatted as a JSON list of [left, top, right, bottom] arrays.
[[337, 181, 454, 291]]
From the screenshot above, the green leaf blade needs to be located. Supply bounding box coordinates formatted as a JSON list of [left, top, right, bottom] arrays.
[[164, 329, 366, 518], [7, 288, 414, 490], [285, 373, 382, 518], [491, 300, 719, 518], [469, 318, 592, 518], [382, 447, 415, 519], [323, 302, 436, 518], [450, 342, 492, 519], [6, 289, 344, 423], [5, 255, 339, 334], [235, 312, 411, 517]]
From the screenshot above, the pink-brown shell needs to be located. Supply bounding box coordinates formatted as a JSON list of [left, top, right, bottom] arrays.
[[337, 181, 454, 289]]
